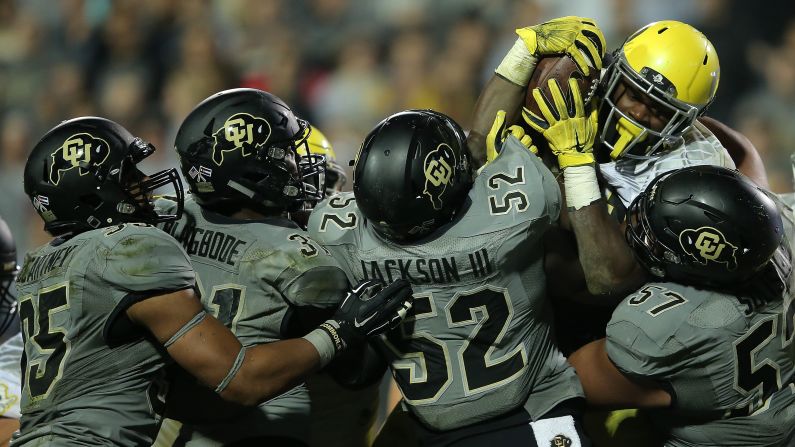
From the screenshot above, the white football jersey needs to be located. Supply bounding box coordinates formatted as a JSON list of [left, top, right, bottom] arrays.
[[600, 120, 735, 210]]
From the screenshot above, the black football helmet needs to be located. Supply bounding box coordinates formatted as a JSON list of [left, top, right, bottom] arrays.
[[0, 216, 17, 338], [353, 109, 473, 242], [175, 88, 325, 214], [626, 165, 783, 288], [24, 117, 184, 236]]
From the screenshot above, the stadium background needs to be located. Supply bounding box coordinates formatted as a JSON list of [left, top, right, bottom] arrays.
[[0, 0, 794, 259]]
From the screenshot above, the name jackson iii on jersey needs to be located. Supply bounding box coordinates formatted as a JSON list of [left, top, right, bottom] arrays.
[[308, 137, 583, 431]]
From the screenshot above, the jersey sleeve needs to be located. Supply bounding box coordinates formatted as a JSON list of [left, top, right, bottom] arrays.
[[605, 283, 693, 383], [99, 224, 196, 298], [605, 282, 741, 410], [306, 192, 360, 248], [0, 333, 22, 419], [250, 235, 350, 310], [476, 136, 562, 229]]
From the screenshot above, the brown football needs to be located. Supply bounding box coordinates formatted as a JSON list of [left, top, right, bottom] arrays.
[[524, 54, 600, 119]]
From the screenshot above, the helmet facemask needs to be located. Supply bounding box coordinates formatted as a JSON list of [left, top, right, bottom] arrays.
[[88, 137, 184, 229], [598, 55, 702, 160], [0, 267, 16, 337], [230, 120, 327, 213], [625, 185, 678, 279]]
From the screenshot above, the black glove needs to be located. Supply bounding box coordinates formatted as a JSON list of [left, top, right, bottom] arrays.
[[318, 279, 413, 353]]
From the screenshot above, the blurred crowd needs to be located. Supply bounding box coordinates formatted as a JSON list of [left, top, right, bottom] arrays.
[[0, 0, 794, 255]]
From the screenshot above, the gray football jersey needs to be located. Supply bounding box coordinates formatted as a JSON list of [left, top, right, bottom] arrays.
[[12, 224, 195, 447], [607, 282, 795, 447], [308, 137, 583, 431], [156, 197, 350, 445]]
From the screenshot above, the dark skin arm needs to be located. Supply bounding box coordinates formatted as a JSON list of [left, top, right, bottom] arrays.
[[550, 165, 647, 299], [127, 288, 321, 407], [470, 71, 644, 298], [698, 116, 769, 188], [467, 74, 525, 168], [567, 199, 649, 297], [568, 338, 672, 408], [0, 417, 18, 447]]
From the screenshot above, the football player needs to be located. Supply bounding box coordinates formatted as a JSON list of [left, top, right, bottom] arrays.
[[15, 116, 413, 446], [150, 88, 410, 447], [568, 166, 795, 446], [474, 17, 770, 342], [0, 216, 21, 447], [471, 17, 776, 445], [308, 109, 590, 445]]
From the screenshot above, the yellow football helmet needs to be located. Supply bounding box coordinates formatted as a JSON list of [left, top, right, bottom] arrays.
[[598, 20, 720, 159], [298, 124, 347, 196]]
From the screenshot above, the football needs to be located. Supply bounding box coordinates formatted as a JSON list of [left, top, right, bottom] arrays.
[[524, 54, 600, 118]]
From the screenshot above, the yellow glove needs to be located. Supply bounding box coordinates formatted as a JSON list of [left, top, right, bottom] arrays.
[[516, 16, 606, 75], [523, 78, 598, 169], [486, 110, 538, 163]]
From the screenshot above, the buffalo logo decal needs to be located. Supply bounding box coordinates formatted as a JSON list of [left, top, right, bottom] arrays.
[[423, 143, 457, 210], [49, 133, 110, 185], [212, 113, 271, 166], [679, 226, 738, 270], [550, 434, 572, 447]]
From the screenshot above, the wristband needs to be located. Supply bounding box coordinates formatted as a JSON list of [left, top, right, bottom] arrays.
[[563, 165, 602, 210], [303, 323, 341, 368], [495, 38, 538, 87]]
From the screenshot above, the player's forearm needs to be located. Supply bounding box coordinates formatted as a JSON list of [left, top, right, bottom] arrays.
[[467, 74, 525, 167], [698, 116, 769, 188], [568, 339, 672, 409], [0, 417, 18, 447], [568, 201, 647, 297], [221, 338, 321, 406]]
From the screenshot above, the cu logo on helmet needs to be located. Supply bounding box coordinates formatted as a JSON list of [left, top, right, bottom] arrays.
[[49, 133, 110, 185], [212, 113, 271, 165], [679, 226, 738, 270], [423, 143, 456, 210]]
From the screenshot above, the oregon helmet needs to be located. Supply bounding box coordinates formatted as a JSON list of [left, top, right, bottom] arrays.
[[0, 216, 17, 339], [175, 88, 325, 213], [353, 109, 473, 242], [24, 117, 184, 236], [599, 20, 720, 160], [626, 166, 782, 288], [298, 124, 347, 196]]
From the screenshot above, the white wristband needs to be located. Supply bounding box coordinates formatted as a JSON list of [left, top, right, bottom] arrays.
[[563, 165, 602, 210], [303, 325, 339, 368], [495, 38, 538, 87]]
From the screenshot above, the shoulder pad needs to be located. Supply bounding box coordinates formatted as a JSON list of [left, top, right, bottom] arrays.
[[464, 136, 561, 232], [100, 223, 195, 293], [307, 192, 361, 246]]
